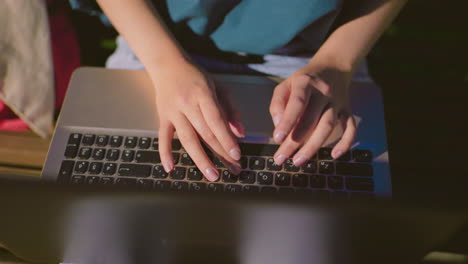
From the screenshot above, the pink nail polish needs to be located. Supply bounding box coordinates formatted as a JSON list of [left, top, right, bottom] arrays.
[[273, 131, 287, 143], [229, 148, 241, 160], [333, 150, 343, 159], [205, 168, 219, 181], [274, 154, 287, 165], [293, 155, 307, 166], [163, 162, 173, 173]]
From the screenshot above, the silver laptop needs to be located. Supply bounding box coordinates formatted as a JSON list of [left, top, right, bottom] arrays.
[[42, 67, 391, 198]]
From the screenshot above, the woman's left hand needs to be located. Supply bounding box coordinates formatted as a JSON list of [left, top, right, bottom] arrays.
[[269, 60, 357, 166]]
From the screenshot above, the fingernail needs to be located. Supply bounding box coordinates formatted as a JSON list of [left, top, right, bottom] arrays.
[[293, 155, 307, 166], [273, 115, 282, 127], [205, 167, 219, 181], [229, 148, 241, 160], [274, 154, 287, 165], [333, 150, 343, 159], [229, 164, 241, 175], [273, 131, 287, 143], [163, 162, 173, 173]]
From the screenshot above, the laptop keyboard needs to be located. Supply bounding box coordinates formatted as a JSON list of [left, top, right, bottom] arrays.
[[57, 133, 375, 200]]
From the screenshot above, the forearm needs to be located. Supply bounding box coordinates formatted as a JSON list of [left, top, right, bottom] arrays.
[[96, 0, 187, 70], [312, 0, 407, 72]]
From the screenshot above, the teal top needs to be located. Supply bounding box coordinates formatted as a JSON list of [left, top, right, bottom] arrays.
[[166, 0, 342, 55]]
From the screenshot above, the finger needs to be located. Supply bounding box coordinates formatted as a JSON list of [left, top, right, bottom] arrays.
[[199, 98, 241, 161], [173, 115, 220, 181], [273, 75, 312, 143], [272, 96, 326, 165], [158, 120, 175, 173], [332, 113, 356, 159], [269, 80, 290, 127], [292, 107, 336, 166], [217, 88, 245, 138], [185, 107, 241, 174]]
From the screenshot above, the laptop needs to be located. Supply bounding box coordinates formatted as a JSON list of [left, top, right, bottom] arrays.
[[42, 67, 391, 198], [0, 180, 467, 264]]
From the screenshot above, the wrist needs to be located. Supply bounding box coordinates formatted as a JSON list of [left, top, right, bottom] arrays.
[[308, 50, 358, 74]]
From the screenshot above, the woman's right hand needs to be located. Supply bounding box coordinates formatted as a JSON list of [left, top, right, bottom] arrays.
[[149, 59, 244, 181]]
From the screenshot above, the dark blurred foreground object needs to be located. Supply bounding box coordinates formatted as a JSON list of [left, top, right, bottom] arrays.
[[0, 180, 467, 264]]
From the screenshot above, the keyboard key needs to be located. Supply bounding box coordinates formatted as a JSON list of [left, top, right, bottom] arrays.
[[318, 161, 334, 174], [64, 145, 79, 159], [222, 170, 238, 183], [188, 167, 203, 181], [152, 165, 168, 179], [154, 180, 171, 191], [118, 164, 152, 177], [337, 151, 351, 161], [257, 172, 273, 185], [190, 182, 206, 192], [352, 149, 373, 163], [239, 171, 256, 184], [279, 188, 294, 193], [249, 157, 265, 170], [152, 138, 159, 149], [225, 184, 242, 192], [86, 176, 101, 184], [275, 173, 291, 186], [171, 181, 188, 192], [261, 187, 277, 193], [116, 178, 137, 187], [68, 133, 82, 145], [74, 161, 89, 174], [121, 150, 135, 162], [135, 151, 160, 163], [345, 177, 374, 191], [137, 179, 154, 190], [58, 160, 75, 183], [102, 163, 117, 175], [138, 137, 151, 149], [96, 135, 109, 147], [78, 147, 92, 159], [180, 153, 194, 166], [318, 148, 333, 160], [207, 183, 224, 192], [109, 136, 123, 147], [172, 140, 182, 150], [82, 134, 96, 146], [213, 157, 226, 168], [92, 148, 106, 160], [327, 176, 344, 189], [88, 162, 103, 175], [100, 177, 114, 185], [284, 159, 300, 172], [71, 175, 85, 184], [172, 152, 180, 164], [106, 149, 120, 161], [242, 185, 259, 192], [336, 163, 373, 177], [68, 133, 82, 146], [266, 158, 282, 171], [240, 157, 248, 169], [170, 167, 186, 180], [239, 143, 279, 156], [124, 136, 138, 148], [300, 160, 317, 174], [292, 174, 308, 187], [310, 175, 326, 188]]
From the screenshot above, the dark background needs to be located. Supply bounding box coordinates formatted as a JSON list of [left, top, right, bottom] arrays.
[[71, 0, 468, 205]]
